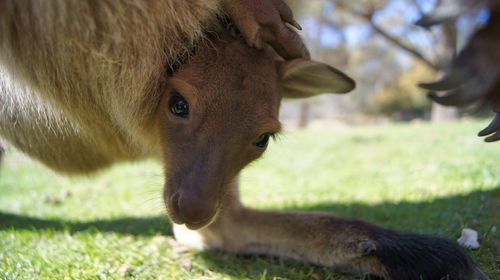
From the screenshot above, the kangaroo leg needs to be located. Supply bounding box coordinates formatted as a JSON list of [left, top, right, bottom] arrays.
[[173, 180, 488, 280]]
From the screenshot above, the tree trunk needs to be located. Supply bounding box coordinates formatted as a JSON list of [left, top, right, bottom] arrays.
[[431, 104, 459, 122], [0, 143, 4, 176], [298, 102, 310, 128]]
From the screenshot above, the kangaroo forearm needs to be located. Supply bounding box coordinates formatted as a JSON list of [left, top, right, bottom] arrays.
[[203, 208, 381, 270], [196, 206, 484, 279]]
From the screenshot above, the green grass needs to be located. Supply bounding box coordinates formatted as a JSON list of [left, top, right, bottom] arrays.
[[1, 120, 499, 279]]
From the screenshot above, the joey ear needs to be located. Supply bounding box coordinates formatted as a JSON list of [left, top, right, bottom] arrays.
[[280, 59, 355, 98]]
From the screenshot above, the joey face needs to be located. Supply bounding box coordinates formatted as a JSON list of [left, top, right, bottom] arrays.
[[158, 36, 355, 229]]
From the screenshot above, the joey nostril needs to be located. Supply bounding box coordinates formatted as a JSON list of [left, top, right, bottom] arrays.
[[177, 191, 218, 226], [167, 192, 184, 224], [169, 192, 180, 211]]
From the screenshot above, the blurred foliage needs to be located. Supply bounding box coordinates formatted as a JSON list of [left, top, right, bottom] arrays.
[[280, 0, 486, 124], [370, 62, 434, 119]]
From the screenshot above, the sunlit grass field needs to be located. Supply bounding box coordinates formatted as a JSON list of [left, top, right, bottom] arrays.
[[1, 120, 499, 279]]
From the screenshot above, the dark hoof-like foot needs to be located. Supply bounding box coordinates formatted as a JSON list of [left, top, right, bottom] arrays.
[[364, 230, 489, 280]]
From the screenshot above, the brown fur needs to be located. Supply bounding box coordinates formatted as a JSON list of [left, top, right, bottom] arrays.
[[0, 0, 221, 172], [0, 1, 488, 279]]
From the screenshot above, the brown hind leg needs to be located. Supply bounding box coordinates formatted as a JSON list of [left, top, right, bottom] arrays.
[[172, 180, 488, 280]]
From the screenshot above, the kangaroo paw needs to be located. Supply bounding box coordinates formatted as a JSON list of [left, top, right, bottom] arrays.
[[221, 0, 309, 59], [360, 230, 490, 280]]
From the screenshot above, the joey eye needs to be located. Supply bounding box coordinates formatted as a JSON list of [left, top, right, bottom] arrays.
[[254, 133, 273, 149], [169, 94, 189, 118]]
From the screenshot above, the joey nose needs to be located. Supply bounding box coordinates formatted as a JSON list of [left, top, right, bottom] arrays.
[[177, 189, 218, 229]]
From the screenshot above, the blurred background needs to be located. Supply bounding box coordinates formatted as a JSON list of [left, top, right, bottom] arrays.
[[1, 1, 499, 278], [280, 0, 491, 128]]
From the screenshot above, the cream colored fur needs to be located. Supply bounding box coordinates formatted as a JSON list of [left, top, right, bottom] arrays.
[[0, 0, 221, 172]]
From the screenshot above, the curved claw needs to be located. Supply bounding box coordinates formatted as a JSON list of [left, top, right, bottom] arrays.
[[478, 114, 500, 137], [222, 0, 309, 60], [485, 131, 500, 142], [427, 90, 480, 107], [419, 69, 470, 91], [289, 19, 302, 30], [479, 114, 500, 142]]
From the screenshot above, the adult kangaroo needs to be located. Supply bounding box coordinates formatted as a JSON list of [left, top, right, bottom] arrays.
[[0, 1, 489, 279], [417, 0, 500, 142]]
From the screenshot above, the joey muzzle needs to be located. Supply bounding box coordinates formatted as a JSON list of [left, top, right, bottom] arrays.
[[166, 182, 221, 230]]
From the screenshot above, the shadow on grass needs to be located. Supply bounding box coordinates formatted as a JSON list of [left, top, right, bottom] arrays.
[[0, 188, 497, 279], [0, 188, 497, 237], [0, 214, 173, 236], [298, 188, 499, 236]]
